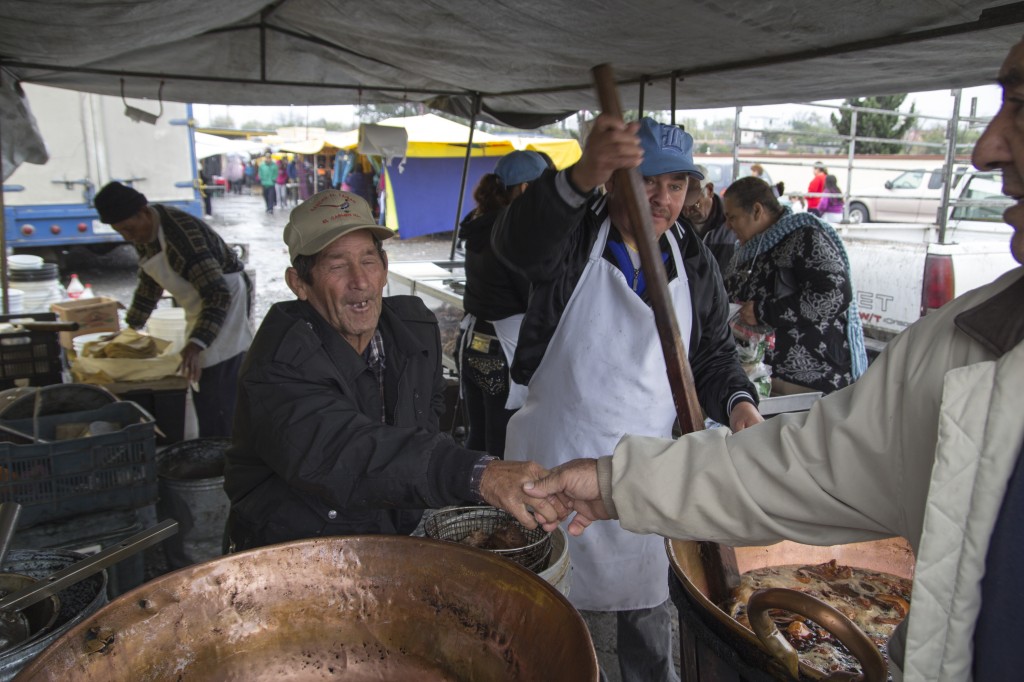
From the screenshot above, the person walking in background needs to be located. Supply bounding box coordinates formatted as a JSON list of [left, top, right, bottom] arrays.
[[258, 153, 277, 214], [244, 158, 256, 192], [806, 160, 827, 214], [197, 165, 213, 218], [227, 155, 245, 194], [816, 174, 845, 223], [457, 150, 548, 458], [275, 158, 289, 209], [722, 176, 867, 394]]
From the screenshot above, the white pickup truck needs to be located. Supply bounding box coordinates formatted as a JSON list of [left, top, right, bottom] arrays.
[[843, 170, 1016, 351]]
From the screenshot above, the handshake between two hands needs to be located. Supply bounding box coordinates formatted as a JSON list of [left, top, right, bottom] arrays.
[[478, 458, 609, 538]]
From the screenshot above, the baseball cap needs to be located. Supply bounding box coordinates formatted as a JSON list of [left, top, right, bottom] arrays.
[[93, 181, 148, 224], [284, 190, 393, 262], [637, 117, 704, 180], [495, 150, 548, 186], [813, 161, 827, 170]]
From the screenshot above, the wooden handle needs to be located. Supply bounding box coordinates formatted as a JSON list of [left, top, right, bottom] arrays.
[[591, 63, 739, 603]]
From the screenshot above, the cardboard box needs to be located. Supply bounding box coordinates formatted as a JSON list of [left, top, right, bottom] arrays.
[[50, 297, 121, 350]]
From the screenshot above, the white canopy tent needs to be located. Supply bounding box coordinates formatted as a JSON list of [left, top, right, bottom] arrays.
[[194, 132, 266, 160]]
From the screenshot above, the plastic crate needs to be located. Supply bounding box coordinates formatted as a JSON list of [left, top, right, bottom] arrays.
[[0, 401, 157, 528], [0, 312, 64, 389]]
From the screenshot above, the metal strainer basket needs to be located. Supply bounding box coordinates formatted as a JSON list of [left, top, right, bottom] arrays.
[[424, 506, 551, 572]]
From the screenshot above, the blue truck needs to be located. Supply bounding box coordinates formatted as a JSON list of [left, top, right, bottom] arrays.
[[3, 83, 202, 259]]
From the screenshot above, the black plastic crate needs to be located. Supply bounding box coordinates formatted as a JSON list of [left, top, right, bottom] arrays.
[[0, 401, 157, 528], [0, 312, 64, 388]]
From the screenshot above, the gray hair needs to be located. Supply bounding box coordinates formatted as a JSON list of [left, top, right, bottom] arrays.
[[693, 164, 712, 190]]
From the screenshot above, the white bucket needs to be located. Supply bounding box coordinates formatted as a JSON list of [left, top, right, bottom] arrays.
[[537, 526, 571, 597], [148, 307, 187, 353]]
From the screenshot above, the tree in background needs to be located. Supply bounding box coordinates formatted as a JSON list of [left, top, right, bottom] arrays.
[[831, 95, 917, 154]]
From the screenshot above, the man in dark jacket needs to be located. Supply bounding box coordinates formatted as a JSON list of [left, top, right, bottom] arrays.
[[681, 164, 738, 274], [492, 116, 762, 682], [224, 190, 561, 551]]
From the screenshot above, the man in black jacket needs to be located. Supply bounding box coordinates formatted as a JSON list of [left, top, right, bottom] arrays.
[[224, 190, 561, 551], [681, 164, 738, 274], [492, 117, 762, 682]]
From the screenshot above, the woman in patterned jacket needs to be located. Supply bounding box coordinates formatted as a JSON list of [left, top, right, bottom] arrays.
[[722, 176, 868, 394]]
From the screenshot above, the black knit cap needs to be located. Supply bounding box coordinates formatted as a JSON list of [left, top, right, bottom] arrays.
[[93, 182, 148, 224]]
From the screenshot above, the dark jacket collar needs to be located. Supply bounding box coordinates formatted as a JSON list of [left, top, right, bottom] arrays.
[[955, 269, 1024, 357]]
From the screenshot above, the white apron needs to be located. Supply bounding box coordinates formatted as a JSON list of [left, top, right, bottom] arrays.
[[492, 313, 528, 410], [505, 219, 691, 611], [457, 313, 529, 410], [140, 225, 252, 368]]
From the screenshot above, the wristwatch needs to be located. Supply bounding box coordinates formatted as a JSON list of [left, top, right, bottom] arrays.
[[469, 455, 498, 502]]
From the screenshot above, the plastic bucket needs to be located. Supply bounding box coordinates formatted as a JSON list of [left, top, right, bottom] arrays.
[[0, 549, 107, 682], [537, 526, 571, 597], [156, 438, 231, 569], [147, 307, 187, 353]]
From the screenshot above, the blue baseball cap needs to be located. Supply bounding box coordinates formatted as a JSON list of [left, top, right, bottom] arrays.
[[495, 150, 548, 186], [637, 117, 703, 180]]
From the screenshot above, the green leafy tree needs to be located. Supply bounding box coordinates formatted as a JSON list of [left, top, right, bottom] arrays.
[[831, 95, 917, 154]]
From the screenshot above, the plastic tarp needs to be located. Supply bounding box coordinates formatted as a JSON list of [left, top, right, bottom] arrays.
[[1, 1, 1019, 127]]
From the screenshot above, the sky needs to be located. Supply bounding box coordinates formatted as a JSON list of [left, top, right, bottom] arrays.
[[191, 83, 1003, 132]]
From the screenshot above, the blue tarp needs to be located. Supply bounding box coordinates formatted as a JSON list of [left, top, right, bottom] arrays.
[[386, 156, 500, 240]]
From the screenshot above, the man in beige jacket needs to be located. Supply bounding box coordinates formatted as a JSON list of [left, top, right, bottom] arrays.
[[525, 38, 1024, 682]]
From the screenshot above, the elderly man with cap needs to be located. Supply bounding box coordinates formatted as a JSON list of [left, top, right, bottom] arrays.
[[92, 181, 251, 437], [492, 116, 762, 681], [223, 190, 563, 552], [680, 163, 737, 274]]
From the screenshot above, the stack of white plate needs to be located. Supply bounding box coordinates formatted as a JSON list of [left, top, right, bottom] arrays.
[[7, 259, 63, 313], [8, 255, 43, 270], [2, 288, 24, 314]]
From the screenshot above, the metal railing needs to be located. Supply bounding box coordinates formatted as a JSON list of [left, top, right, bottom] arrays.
[[728, 92, 1000, 243]]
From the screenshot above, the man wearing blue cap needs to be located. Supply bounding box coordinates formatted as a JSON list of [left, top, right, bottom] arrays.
[[493, 116, 762, 681]]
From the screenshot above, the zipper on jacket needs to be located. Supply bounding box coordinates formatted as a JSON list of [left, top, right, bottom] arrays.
[[632, 268, 640, 292]]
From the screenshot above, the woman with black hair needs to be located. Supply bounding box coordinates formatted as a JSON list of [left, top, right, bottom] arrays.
[[456, 150, 548, 457]]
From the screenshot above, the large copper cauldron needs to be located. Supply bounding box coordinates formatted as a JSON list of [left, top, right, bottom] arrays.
[[15, 536, 599, 681], [668, 537, 916, 681]]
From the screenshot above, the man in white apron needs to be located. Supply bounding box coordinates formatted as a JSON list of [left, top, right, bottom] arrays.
[[492, 117, 763, 681], [94, 181, 252, 437]]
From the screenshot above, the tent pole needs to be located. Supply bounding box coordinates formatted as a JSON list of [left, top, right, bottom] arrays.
[[638, 76, 646, 118], [0, 64, 9, 315], [670, 71, 678, 125], [449, 94, 481, 261]]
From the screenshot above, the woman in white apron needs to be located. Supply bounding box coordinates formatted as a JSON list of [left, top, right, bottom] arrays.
[[455, 151, 549, 456], [92, 182, 253, 437]]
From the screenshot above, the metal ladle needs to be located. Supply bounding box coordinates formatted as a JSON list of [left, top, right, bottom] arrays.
[[0, 518, 178, 650]]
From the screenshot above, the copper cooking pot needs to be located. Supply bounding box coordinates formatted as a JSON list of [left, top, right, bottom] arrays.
[[668, 537, 916, 681], [15, 535, 598, 681]]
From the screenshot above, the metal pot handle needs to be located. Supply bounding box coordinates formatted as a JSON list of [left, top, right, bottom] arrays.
[[747, 587, 888, 682]]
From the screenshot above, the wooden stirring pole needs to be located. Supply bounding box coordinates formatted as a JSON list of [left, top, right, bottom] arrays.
[[590, 64, 739, 604]]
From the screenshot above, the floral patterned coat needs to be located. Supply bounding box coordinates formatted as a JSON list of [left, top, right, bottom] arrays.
[[724, 225, 855, 393]]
